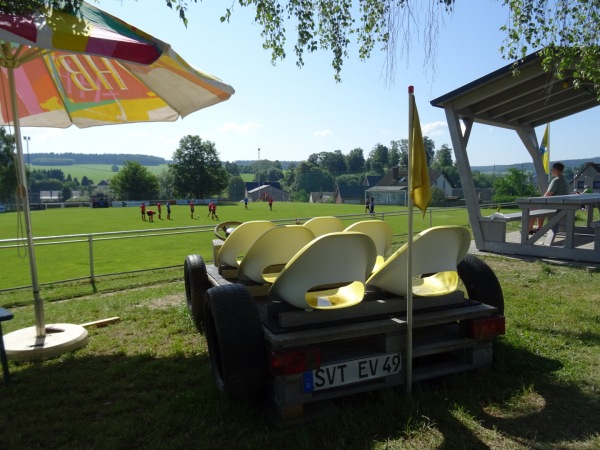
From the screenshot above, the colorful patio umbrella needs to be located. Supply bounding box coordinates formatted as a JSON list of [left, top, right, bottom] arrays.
[[0, 2, 235, 356]]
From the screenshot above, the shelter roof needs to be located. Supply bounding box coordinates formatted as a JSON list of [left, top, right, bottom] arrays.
[[430, 51, 599, 130]]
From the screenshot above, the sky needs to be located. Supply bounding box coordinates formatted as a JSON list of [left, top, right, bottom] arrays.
[[12, 0, 600, 166]]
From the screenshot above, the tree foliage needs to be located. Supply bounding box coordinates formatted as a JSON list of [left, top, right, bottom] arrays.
[[0, 128, 17, 203], [501, 0, 600, 97], [293, 161, 335, 193], [345, 148, 365, 173], [110, 161, 159, 200], [227, 175, 246, 200], [170, 135, 228, 198], [11, 1, 600, 88], [157, 168, 175, 199], [493, 168, 537, 202], [432, 144, 453, 169]]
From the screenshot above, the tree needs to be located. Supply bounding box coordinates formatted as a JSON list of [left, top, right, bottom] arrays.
[[224, 161, 240, 176], [0, 128, 17, 203], [293, 162, 335, 194], [472, 171, 495, 189], [61, 184, 72, 201], [81, 175, 89, 186], [12, 2, 600, 93], [388, 141, 401, 168], [442, 165, 461, 188], [111, 164, 119, 172], [110, 161, 159, 200], [345, 148, 365, 173], [320, 150, 347, 175], [336, 173, 363, 186], [170, 135, 228, 198], [227, 176, 246, 201], [157, 168, 175, 199], [398, 139, 409, 168], [493, 168, 537, 202], [432, 144, 453, 169], [423, 136, 436, 167], [367, 143, 389, 175], [254, 167, 284, 183]]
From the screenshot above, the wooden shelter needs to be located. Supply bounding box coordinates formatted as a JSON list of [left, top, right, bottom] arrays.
[[431, 51, 600, 262]]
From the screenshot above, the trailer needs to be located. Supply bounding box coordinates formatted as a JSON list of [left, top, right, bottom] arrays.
[[184, 222, 505, 423]]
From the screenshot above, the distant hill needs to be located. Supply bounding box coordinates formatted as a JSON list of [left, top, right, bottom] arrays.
[[472, 156, 600, 173], [29, 153, 167, 166]]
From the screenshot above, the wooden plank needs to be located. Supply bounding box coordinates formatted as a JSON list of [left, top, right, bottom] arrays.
[[80, 317, 120, 328], [276, 291, 467, 328], [265, 304, 497, 348], [483, 241, 600, 263]]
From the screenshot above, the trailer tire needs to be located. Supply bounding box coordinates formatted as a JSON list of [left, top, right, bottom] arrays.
[[184, 254, 209, 330], [204, 284, 267, 398], [458, 254, 505, 315]]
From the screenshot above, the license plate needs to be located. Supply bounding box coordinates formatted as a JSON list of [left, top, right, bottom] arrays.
[[302, 353, 401, 393]]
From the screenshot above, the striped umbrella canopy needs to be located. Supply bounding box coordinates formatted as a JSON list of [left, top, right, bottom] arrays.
[[0, 2, 235, 127], [0, 1, 234, 343]]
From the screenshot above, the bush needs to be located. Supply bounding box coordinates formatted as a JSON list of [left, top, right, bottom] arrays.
[[430, 187, 446, 207]]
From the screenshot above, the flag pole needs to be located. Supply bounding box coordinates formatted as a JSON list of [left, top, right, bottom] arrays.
[[406, 85, 415, 394]]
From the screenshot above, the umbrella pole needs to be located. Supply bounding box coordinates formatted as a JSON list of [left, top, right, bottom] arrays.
[[7, 65, 45, 338]]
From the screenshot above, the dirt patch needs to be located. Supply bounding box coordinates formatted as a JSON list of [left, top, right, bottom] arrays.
[[144, 293, 184, 309]]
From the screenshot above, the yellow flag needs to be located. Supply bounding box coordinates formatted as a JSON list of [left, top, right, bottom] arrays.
[[410, 96, 431, 216], [540, 124, 550, 174]]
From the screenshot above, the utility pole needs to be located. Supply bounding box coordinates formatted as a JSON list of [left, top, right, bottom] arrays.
[[258, 147, 261, 200]]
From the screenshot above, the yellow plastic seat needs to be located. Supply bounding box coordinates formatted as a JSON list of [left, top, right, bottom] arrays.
[[366, 226, 471, 297], [344, 220, 393, 272], [238, 225, 316, 284], [269, 232, 377, 310], [216, 220, 275, 267], [302, 216, 344, 237]]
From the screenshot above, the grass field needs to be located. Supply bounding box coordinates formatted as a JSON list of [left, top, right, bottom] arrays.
[[29, 163, 169, 182], [0, 255, 599, 449], [0, 202, 495, 292]]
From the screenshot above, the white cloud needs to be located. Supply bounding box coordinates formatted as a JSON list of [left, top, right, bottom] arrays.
[[313, 129, 332, 137], [421, 121, 447, 136], [217, 121, 261, 133]]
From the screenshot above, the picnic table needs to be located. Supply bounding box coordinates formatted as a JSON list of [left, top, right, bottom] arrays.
[[516, 193, 600, 248]]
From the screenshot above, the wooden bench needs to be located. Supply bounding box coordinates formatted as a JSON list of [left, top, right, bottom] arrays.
[[489, 209, 556, 222], [0, 307, 14, 385], [479, 209, 556, 243], [592, 221, 600, 251]]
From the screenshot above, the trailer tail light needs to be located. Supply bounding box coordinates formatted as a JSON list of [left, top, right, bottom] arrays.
[[269, 348, 321, 376], [466, 316, 506, 339]]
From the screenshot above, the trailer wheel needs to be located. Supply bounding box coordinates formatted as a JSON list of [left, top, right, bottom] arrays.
[[458, 254, 505, 315], [184, 254, 209, 330], [204, 284, 267, 398]]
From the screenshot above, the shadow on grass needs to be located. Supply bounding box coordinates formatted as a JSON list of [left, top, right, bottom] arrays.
[[0, 339, 598, 449]]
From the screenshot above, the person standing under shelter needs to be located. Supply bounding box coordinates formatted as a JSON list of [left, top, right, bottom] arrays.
[[157, 202, 162, 220], [529, 162, 570, 233], [369, 197, 375, 216], [140, 202, 146, 221], [189, 200, 195, 219]]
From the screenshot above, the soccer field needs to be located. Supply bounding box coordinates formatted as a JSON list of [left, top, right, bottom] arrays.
[[0, 202, 478, 290]]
